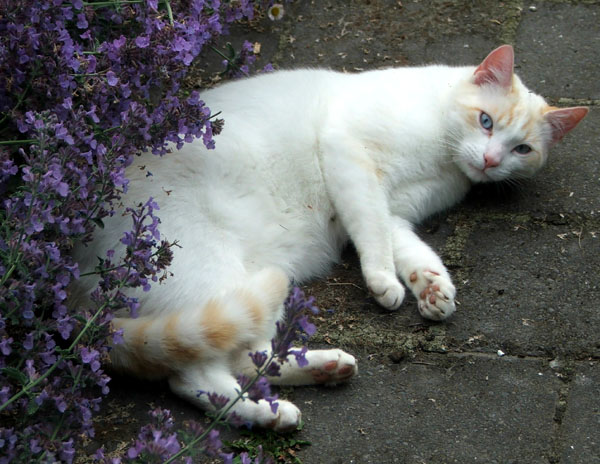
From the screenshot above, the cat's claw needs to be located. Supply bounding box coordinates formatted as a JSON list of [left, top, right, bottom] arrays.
[[310, 349, 358, 385], [366, 271, 405, 310], [409, 270, 456, 320]]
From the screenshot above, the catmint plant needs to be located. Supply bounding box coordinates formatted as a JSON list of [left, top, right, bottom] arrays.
[[0, 0, 297, 462]]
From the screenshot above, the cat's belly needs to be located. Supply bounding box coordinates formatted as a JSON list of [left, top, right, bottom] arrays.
[[74, 122, 344, 314], [172, 183, 346, 284]]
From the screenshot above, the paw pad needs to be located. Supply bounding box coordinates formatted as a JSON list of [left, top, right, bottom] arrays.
[[408, 270, 456, 321], [309, 350, 358, 385]]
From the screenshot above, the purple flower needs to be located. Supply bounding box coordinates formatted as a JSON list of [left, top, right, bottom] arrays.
[[0, 337, 12, 356], [59, 438, 76, 463], [30, 438, 42, 453], [203, 429, 223, 457], [297, 315, 317, 336], [135, 36, 150, 48], [80, 347, 101, 372], [55, 396, 68, 413], [0, 1, 281, 461], [23, 332, 34, 350], [265, 360, 281, 377], [248, 350, 268, 368], [289, 346, 309, 368], [57, 316, 74, 339], [125, 408, 182, 460], [272, 287, 320, 361], [106, 71, 118, 86], [54, 123, 75, 145], [126, 445, 140, 459], [199, 391, 229, 410], [76, 13, 88, 29]]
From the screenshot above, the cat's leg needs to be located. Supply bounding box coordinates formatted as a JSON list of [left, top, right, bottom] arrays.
[[233, 343, 358, 386], [168, 362, 301, 432], [321, 138, 405, 310], [111, 266, 301, 432], [165, 266, 300, 431], [109, 267, 290, 378], [391, 217, 456, 320]]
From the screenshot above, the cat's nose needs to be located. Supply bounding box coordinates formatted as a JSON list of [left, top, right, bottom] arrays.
[[483, 152, 501, 169]]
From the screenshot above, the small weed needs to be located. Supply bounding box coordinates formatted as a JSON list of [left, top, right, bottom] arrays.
[[226, 425, 311, 464]]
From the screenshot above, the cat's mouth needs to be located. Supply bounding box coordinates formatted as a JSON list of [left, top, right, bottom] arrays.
[[467, 163, 492, 182]]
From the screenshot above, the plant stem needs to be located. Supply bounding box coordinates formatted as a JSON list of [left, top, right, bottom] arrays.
[[0, 293, 114, 412], [0, 263, 17, 287], [81, 0, 145, 6], [36, 410, 69, 463], [209, 46, 250, 77], [35, 364, 84, 462], [0, 139, 38, 146], [164, 0, 174, 25], [0, 88, 29, 128], [79, 246, 168, 277]]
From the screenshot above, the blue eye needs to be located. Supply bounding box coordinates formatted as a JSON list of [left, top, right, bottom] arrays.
[[514, 144, 532, 155], [479, 112, 493, 130]]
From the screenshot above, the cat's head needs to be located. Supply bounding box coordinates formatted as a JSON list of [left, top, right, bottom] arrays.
[[451, 44, 588, 184]]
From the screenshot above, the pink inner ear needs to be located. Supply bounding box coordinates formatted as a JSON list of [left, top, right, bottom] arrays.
[[473, 45, 514, 89], [544, 107, 589, 144]]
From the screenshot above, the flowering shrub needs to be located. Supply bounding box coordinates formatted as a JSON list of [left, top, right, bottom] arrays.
[[0, 1, 299, 462]]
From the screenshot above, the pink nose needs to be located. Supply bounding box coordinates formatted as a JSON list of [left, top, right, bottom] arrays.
[[484, 153, 500, 169]]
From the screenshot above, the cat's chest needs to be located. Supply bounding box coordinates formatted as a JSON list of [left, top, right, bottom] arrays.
[[385, 163, 471, 223]]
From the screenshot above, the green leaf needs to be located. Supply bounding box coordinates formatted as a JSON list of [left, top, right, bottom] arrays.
[[225, 42, 236, 60], [92, 217, 104, 229], [27, 398, 40, 415], [73, 314, 88, 324], [2, 367, 28, 385]]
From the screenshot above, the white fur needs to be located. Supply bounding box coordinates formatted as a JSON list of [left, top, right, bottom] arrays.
[[74, 48, 575, 428]]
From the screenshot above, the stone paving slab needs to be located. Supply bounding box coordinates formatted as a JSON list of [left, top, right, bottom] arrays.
[[445, 216, 600, 358], [88, 1, 600, 462], [528, 107, 600, 215], [561, 362, 600, 463], [515, 1, 600, 100], [292, 356, 560, 464], [278, 0, 521, 70]]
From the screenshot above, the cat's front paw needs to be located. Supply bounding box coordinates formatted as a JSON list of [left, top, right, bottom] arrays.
[[269, 400, 302, 432], [366, 271, 405, 310], [408, 270, 456, 320]]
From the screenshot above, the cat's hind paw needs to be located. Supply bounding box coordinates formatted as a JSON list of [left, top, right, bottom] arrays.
[[366, 271, 405, 310], [409, 270, 456, 321], [309, 349, 358, 385]]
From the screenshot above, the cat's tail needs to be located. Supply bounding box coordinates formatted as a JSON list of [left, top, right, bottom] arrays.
[[109, 267, 290, 378]]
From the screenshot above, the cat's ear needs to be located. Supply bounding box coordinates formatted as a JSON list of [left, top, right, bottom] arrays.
[[473, 45, 514, 89], [544, 106, 589, 145]]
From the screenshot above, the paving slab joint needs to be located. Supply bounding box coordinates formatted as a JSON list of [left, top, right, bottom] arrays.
[[442, 212, 474, 283], [542, 0, 600, 5], [553, 97, 600, 107], [271, 14, 295, 67], [546, 380, 573, 464], [449, 351, 551, 362], [499, 0, 525, 45]]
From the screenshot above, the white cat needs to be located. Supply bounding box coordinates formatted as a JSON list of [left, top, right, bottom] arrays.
[[73, 45, 587, 430]]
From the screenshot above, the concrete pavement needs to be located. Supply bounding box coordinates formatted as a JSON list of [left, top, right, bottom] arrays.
[[88, 1, 600, 463]]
